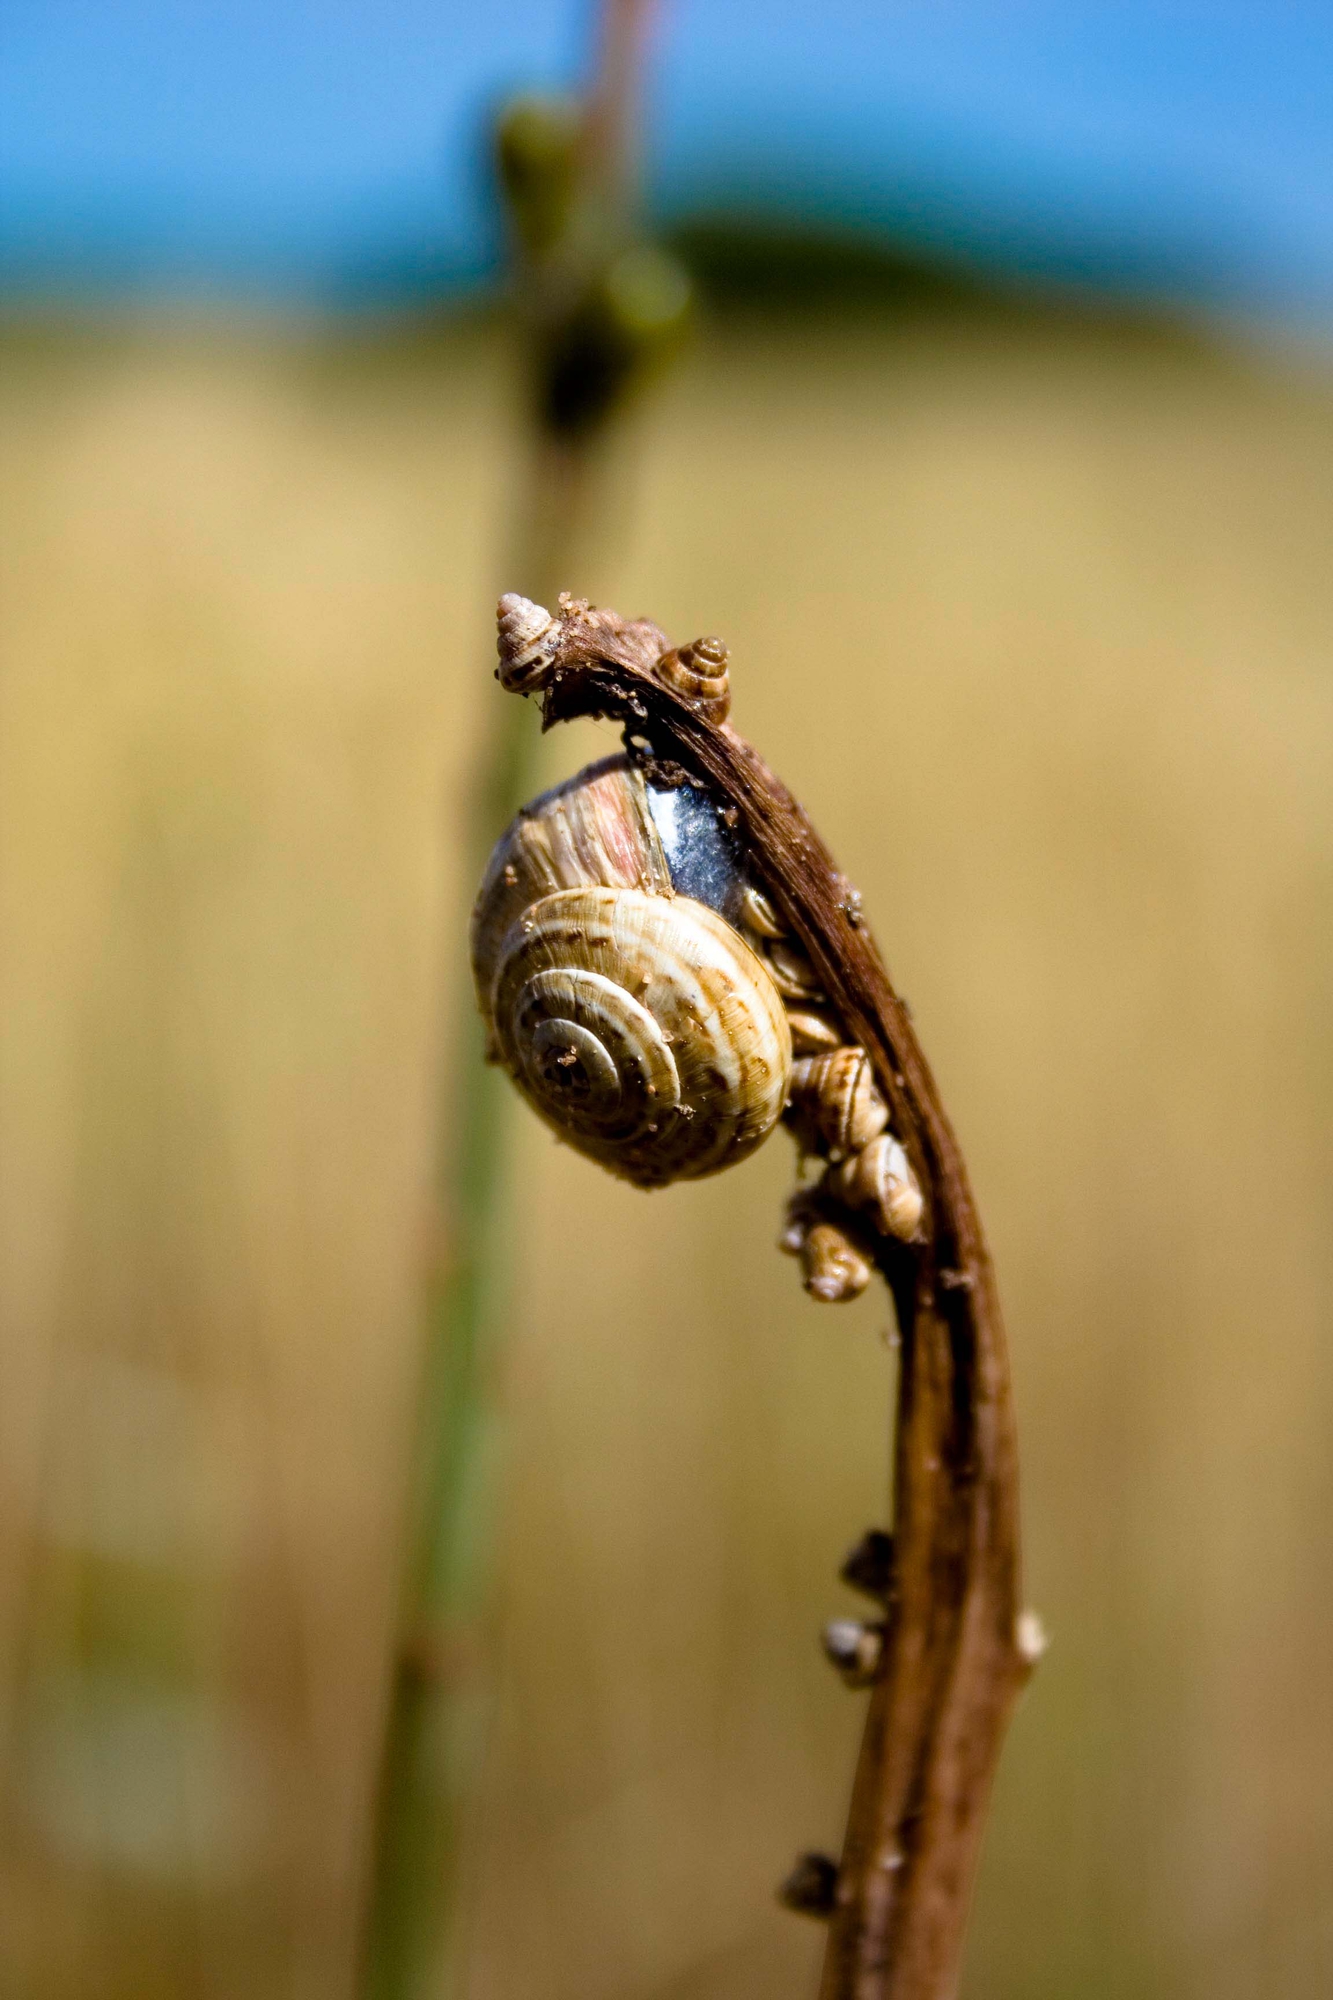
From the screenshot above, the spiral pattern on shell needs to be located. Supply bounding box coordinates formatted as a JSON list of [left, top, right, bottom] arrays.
[[829, 1131, 924, 1241], [788, 1048, 889, 1161], [654, 635, 732, 725], [779, 1190, 875, 1302], [486, 885, 792, 1186], [739, 885, 785, 939], [496, 592, 561, 693], [799, 1220, 875, 1303], [785, 1008, 844, 1056], [765, 937, 826, 1006]]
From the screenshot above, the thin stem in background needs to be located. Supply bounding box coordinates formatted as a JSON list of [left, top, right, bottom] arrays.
[[357, 6, 680, 1998]]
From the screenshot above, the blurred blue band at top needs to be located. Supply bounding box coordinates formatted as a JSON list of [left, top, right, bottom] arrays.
[[2, 0, 1332, 327]]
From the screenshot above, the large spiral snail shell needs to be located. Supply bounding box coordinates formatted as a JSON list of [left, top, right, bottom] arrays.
[[471, 755, 792, 1187]]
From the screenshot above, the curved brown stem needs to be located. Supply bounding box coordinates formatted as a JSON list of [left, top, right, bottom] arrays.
[[508, 598, 1033, 2000]]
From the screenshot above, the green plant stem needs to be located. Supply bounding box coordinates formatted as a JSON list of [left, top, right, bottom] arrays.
[[359, 453, 593, 2000], [359, 8, 666, 1990]]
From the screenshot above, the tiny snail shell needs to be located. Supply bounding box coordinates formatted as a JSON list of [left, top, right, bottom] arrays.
[[739, 884, 785, 939], [829, 1133, 924, 1242], [800, 1221, 875, 1303], [765, 935, 825, 1003], [785, 1008, 845, 1056], [655, 635, 732, 725], [496, 591, 561, 693], [472, 754, 792, 1188], [779, 1190, 874, 1302], [822, 1617, 886, 1688], [787, 1048, 889, 1161]]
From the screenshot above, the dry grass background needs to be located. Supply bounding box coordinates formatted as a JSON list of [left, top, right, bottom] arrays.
[[0, 298, 1331, 2000]]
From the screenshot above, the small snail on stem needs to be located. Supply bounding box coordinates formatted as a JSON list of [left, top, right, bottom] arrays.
[[475, 593, 1028, 2000]]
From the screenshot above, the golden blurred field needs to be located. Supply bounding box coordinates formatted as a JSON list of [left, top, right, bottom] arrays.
[[1, 295, 1331, 2000]]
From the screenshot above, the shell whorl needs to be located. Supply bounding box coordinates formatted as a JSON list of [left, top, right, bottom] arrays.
[[779, 1192, 874, 1303], [496, 592, 561, 692], [788, 1048, 889, 1161], [800, 1223, 874, 1303], [829, 1132, 924, 1242], [487, 886, 791, 1186], [764, 935, 825, 1003], [471, 756, 793, 1188], [785, 1008, 844, 1056], [738, 885, 785, 939], [655, 635, 732, 725]]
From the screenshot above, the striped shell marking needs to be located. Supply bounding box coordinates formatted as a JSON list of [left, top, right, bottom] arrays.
[[788, 1048, 889, 1161], [654, 635, 732, 725], [488, 885, 792, 1186]]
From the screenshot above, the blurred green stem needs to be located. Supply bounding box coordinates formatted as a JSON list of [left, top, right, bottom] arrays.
[[359, 7, 688, 1996], [358, 460, 586, 2000]]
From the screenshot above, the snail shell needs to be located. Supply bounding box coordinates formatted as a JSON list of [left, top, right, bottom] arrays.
[[739, 884, 785, 939], [764, 935, 825, 1003], [785, 1008, 845, 1056], [829, 1132, 924, 1241], [472, 755, 792, 1188], [655, 635, 731, 725], [787, 1048, 889, 1162], [801, 1223, 874, 1303], [779, 1190, 875, 1303], [822, 1617, 886, 1687], [496, 591, 561, 692]]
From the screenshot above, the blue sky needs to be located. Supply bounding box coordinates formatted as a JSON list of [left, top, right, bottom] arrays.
[[3, 2, 1332, 322]]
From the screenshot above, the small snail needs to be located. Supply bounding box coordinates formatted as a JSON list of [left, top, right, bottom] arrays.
[[787, 1048, 888, 1162], [779, 1191, 876, 1304], [471, 755, 792, 1187], [654, 635, 732, 725], [829, 1131, 924, 1241], [477, 594, 925, 1269]]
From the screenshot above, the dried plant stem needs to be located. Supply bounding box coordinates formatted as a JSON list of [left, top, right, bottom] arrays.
[[511, 602, 1032, 2000], [359, 10, 665, 2000]]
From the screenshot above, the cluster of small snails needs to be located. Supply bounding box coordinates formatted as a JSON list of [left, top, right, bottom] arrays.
[[473, 594, 923, 1306], [730, 883, 923, 1302]]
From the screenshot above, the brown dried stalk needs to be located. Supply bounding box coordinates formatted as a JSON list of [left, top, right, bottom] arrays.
[[505, 596, 1035, 2000]]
